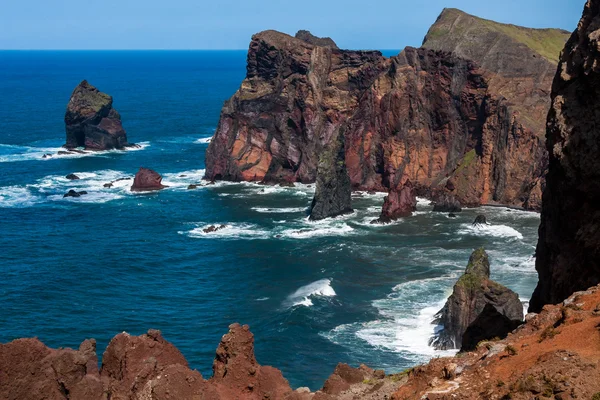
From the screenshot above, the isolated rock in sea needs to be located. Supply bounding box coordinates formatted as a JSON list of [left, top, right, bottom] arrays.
[[472, 215, 487, 226], [373, 181, 416, 223], [65, 173, 80, 180], [295, 30, 339, 48], [530, 0, 600, 312], [65, 80, 131, 150], [461, 303, 522, 351], [309, 130, 353, 221], [205, 13, 568, 210], [432, 193, 462, 213], [130, 167, 167, 192], [430, 248, 523, 350], [63, 189, 87, 198], [203, 224, 227, 233]]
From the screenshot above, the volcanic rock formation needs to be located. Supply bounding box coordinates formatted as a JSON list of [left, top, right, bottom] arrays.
[[430, 248, 523, 350], [530, 0, 600, 312], [372, 181, 416, 223], [295, 30, 339, 48], [205, 11, 569, 210], [309, 130, 353, 220], [130, 167, 167, 192], [64, 80, 131, 150], [432, 193, 462, 213]]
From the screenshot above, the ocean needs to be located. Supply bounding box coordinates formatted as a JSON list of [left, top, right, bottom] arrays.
[[0, 50, 540, 390]]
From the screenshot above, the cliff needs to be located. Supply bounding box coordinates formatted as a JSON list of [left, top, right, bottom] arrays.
[[205, 12, 568, 209], [530, 0, 600, 312], [295, 30, 339, 49], [65, 80, 132, 150]]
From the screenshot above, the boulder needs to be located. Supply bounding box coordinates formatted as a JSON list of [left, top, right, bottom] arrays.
[[203, 225, 227, 234], [63, 190, 87, 198], [130, 167, 167, 192], [429, 248, 523, 350], [65, 173, 80, 180], [309, 130, 353, 221], [372, 181, 417, 223], [187, 184, 198, 190], [432, 193, 462, 212], [64, 80, 131, 150]]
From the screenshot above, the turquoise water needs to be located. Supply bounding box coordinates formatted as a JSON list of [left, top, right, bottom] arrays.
[[0, 50, 540, 389]]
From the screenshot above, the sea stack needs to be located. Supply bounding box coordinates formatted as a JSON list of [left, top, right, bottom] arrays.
[[430, 248, 523, 350], [309, 131, 353, 221], [130, 168, 167, 192], [530, 0, 600, 312], [372, 181, 417, 223], [64, 80, 130, 150]]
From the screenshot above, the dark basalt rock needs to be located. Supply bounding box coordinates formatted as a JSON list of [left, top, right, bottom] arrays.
[[432, 193, 462, 213], [130, 167, 167, 192], [429, 248, 523, 350], [203, 224, 227, 234], [309, 130, 353, 221], [530, 0, 600, 312], [295, 30, 339, 49], [372, 181, 417, 224], [448, 213, 458, 218], [473, 214, 487, 226], [461, 303, 523, 351], [63, 190, 87, 198], [187, 184, 198, 190], [65, 80, 131, 150], [65, 173, 80, 180]]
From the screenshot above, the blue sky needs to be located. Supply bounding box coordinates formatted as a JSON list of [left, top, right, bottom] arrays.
[[0, 0, 584, 50]]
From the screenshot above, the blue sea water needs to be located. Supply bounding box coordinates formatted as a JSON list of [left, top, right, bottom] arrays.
[[0, 50, 540, 389]]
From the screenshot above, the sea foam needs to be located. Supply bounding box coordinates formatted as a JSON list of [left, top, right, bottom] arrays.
[[285, 278, 336, 307]]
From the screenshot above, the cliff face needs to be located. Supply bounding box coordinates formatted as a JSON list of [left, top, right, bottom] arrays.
[[530, 0, 600, 312], [65, 80, 131, 150], [205, 12, 566, 209]]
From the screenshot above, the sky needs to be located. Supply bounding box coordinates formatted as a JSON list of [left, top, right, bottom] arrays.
[[0, 0, 585, 50]]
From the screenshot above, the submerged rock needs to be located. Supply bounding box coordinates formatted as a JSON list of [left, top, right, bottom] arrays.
[[309, 130, 353, 221], [130, 167, 167, 192], [372, 181, 417, 223], [430, 248, 523, 350], [65, 173, 80, 180], [472, 214, 487, 226], [65, 80, 132, 150], [202, 224, 227, 234], [187, 184, 198, 190], [63, 190, 87, 198], [432, 193, 462, 213]]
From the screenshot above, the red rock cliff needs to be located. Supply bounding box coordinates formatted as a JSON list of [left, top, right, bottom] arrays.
[[205, 13, 568, 210]]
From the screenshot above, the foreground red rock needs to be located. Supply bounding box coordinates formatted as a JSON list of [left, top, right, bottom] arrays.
[[64, 80, 131, 150], [530, 0, 600, 312], [130, 167, 167, 192], [373, 181, 416, 223], [205, 10, 569, 210]]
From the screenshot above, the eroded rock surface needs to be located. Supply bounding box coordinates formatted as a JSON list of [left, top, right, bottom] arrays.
[[530, 0, 600, 312], [373, 181, 416, 223], [65, 80, 131, 150], [295, 30, 338, 49], [130, 167, 167, 192], [430, 248, 523, 350]]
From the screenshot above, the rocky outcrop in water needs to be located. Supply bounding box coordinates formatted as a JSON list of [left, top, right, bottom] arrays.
[[430, 248, 523, 350], [205, 11, 568, 210], [130, 167, 167, 192], [530, 0, 600, 312], [432, 193, 462, 213], [309, 131, 353, 220], [373, 181, 416, 223], [295, 30, 339, 49], [65, 80, 132, 150]]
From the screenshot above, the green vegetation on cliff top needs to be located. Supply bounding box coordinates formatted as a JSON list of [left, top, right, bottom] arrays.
[[424, 8, 570, 64]]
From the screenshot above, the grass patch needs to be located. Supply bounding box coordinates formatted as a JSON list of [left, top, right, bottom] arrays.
[[505, 345, 518, 356], [538, 327, 559, 343]]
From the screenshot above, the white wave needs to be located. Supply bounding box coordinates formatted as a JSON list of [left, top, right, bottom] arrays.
[[0, 142, 149, 163], [183, 223, 271, 240], [322, 275, 458, 362], [0, 186, 41, 208], [251, 207, 307, 214], [285, 278, 336, 308], [195, 137, 213, 144], [161, 169, 207, 189], [280, 223, 354, 239], [457, 223, 523, 239], [416, 197, 432, 207], [489, 253, 536, 273], [255, 297, 270, 301]]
